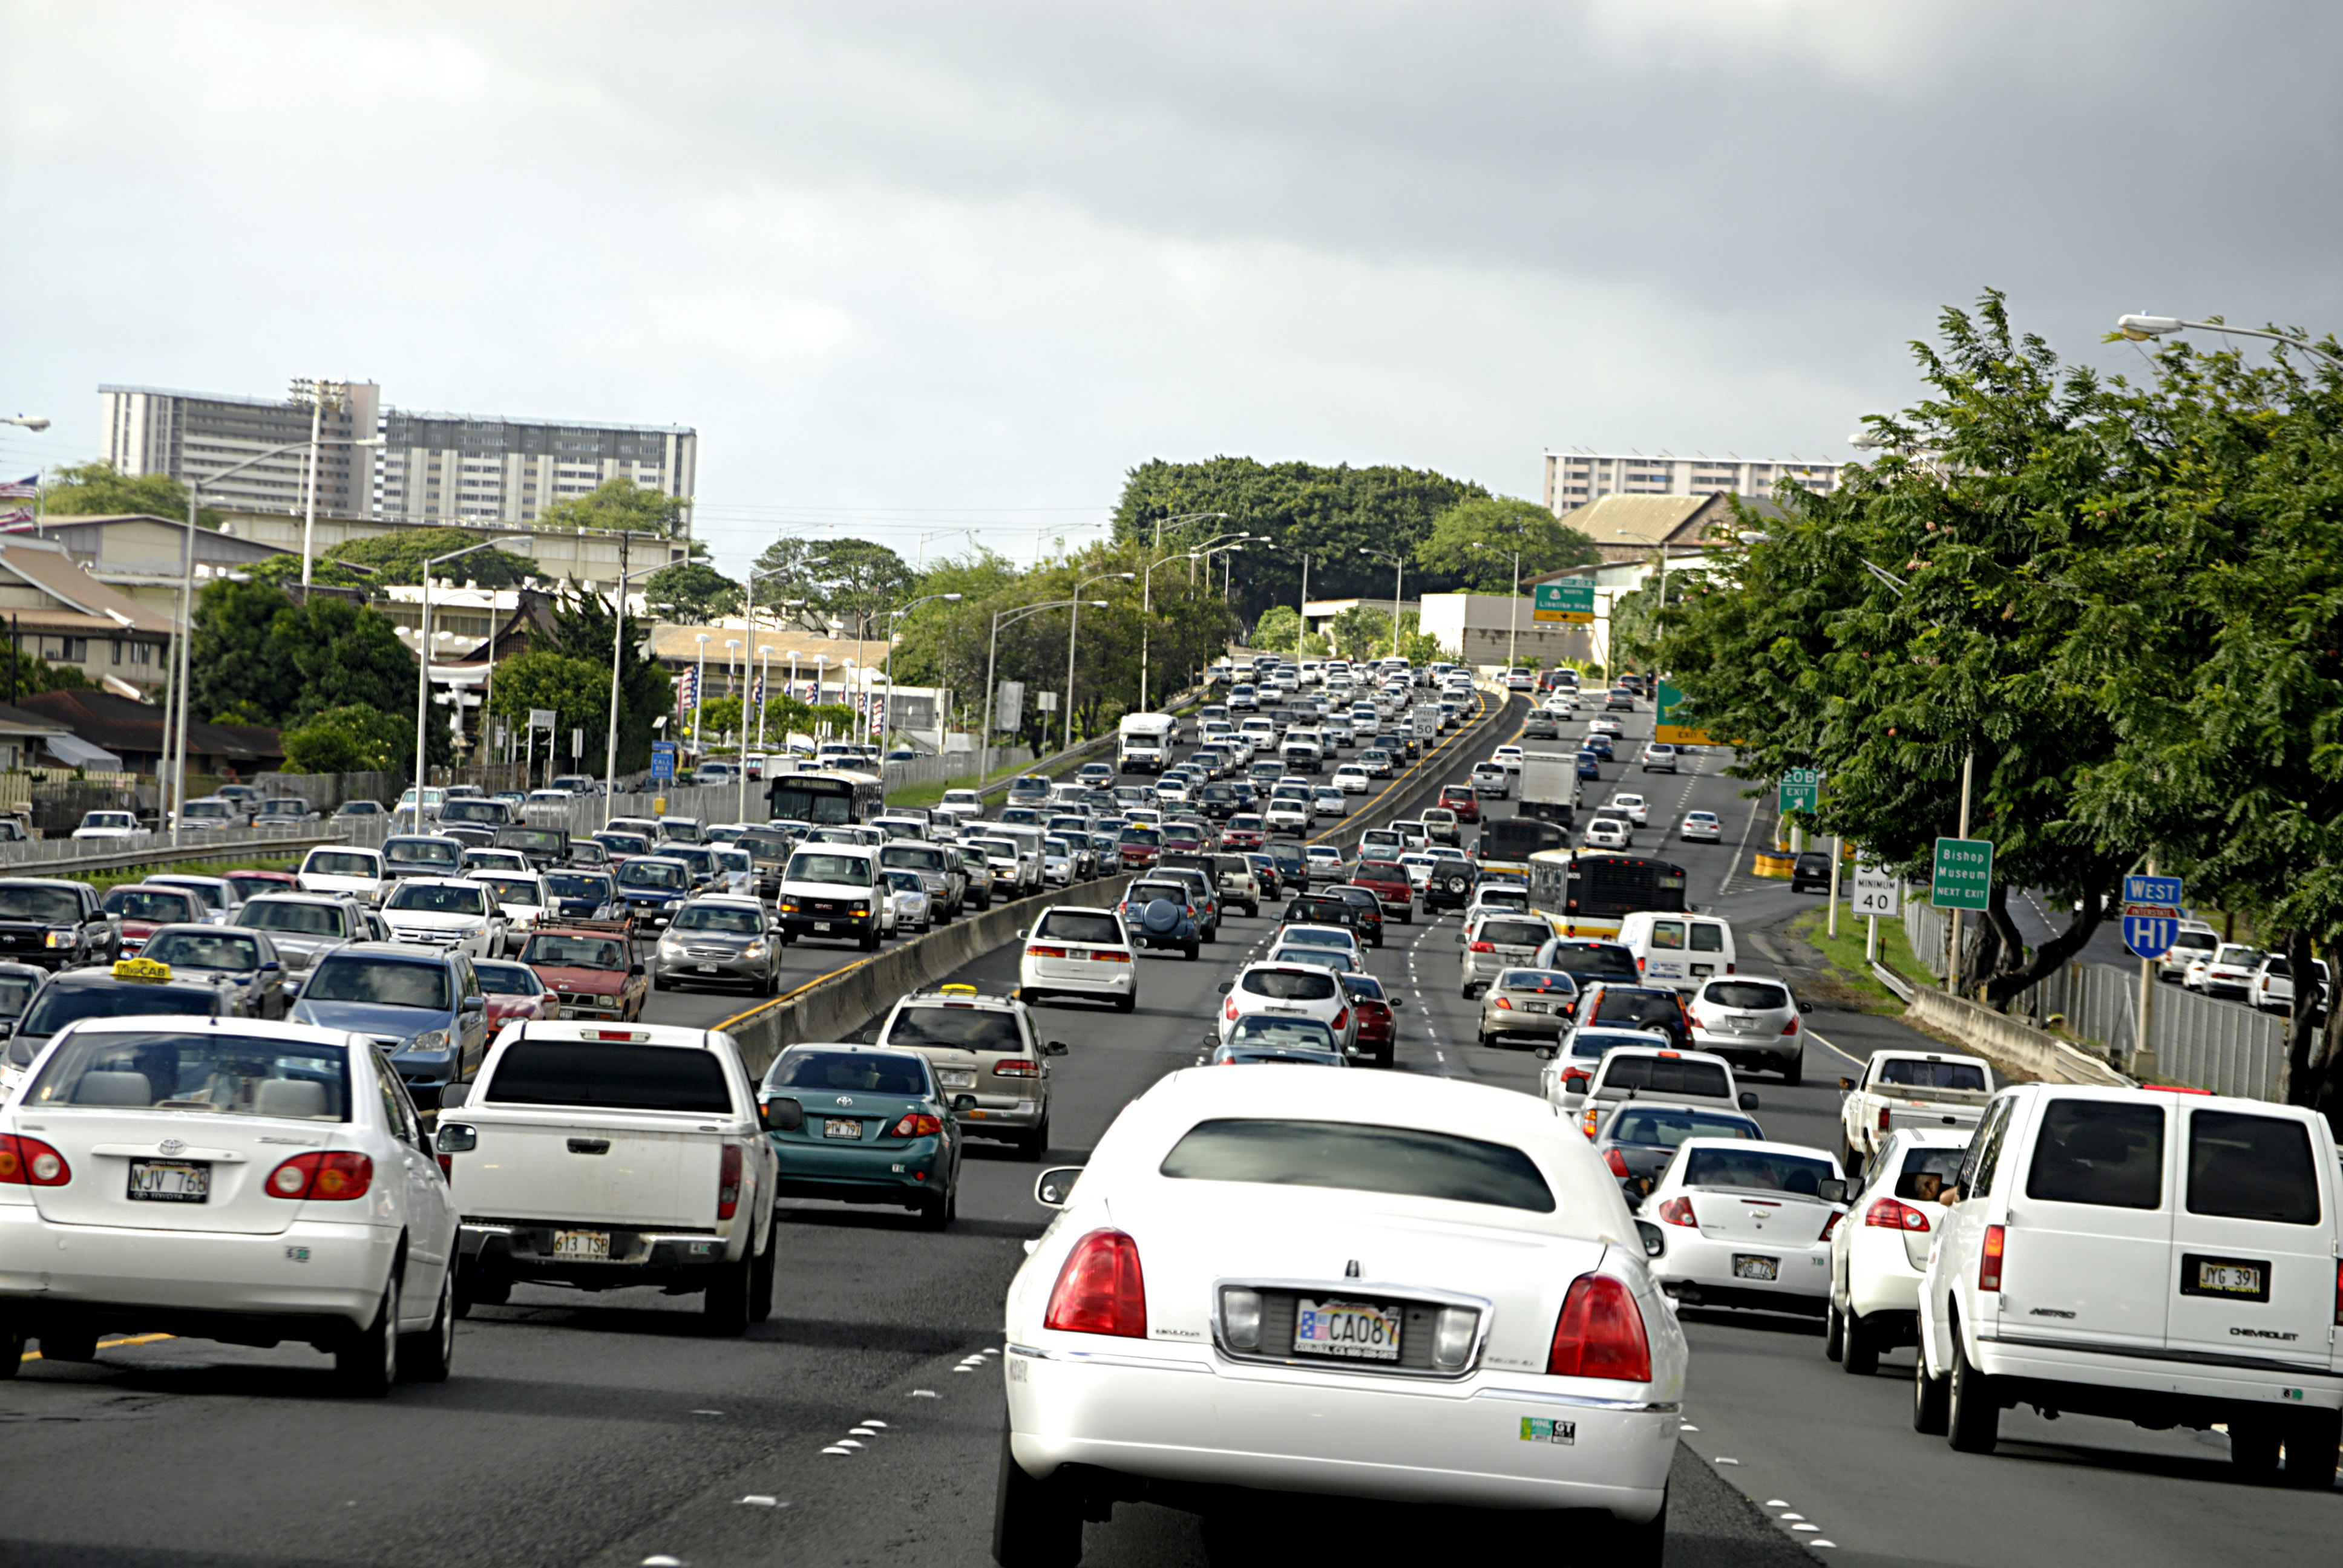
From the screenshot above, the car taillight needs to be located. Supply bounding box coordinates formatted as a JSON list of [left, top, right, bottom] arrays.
[[1979, 1223, 2005, 1292], [1562, 1067, 1590, 1087], [1224, 998, 1239, 1021], [1025, 944, 1067, 958], [0, 1134, 70, 1186], [1332, 1008, 1349, 1031], [1820, 1209, 1842, 1241], [1044, 1229, 1147, 1338], [264, 1151, 372, 1201], [715, 1143, 744, 1221], [1781, 1013, 1800, 1035], [1656, 1196, 1697, 1227], [995, 1059, 1040, 1077], [1545, 1274, 1652, 1382], [1581, 1106, 1600, 1138], [1470, 941, 1495, 953], [1866, 1197, 1930, 1232], [890, 1112, 943, 1137], [1877, 1107, 1892, 1132], [1493, 996, 1513, 1010], [1636, 956, 1647, 972], [1686, 1010, 1702, 1030], [2335, 1259, 2343, 1327], [1604, 1148, 1631, 1178]]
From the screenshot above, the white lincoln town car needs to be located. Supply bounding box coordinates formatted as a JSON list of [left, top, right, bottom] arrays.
[[992, 1070, 1685, 1563]]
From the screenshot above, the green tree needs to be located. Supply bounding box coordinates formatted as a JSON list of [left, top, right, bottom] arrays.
[[0, 645, 96, 702], [1251, 605, 1303, 653], [281, 705, 407, 773], [191, 578, 447, 772], [38, 460, 224, 529], [483, 652, 611, 767], [1328, 605, 1392, 661], [533, 589, 673, 772], [326, 528, 534, 587], [745, 536, 916, 634], [1413, 496, 1599, 591], [537, 477, 687, 537], [642, 561, 741, 621]]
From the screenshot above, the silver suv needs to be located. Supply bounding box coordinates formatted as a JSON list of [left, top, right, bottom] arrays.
[[873, 987, 1067, 1159], [1458, 910, 1555, 999]]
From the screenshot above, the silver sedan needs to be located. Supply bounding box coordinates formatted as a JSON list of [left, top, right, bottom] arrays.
[[1476, 967, 1579, 1049]]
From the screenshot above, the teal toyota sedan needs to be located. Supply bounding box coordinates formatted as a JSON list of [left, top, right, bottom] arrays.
[[758, 1044, 963, 1229]]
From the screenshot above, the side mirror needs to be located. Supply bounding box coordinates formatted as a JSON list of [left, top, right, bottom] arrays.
[[1390, 995, 1405, 1010], [461, 995, 485, 1014], [1635, 1220, 1666, 1258], [439, 1083, 470, 1110], [1799, 999, 1812, 1013], [1533, 1045, 1557, 1060], [0, 1021, 14, 1039], [1043, 1040, 1069, 1058], [435, 1122, 477, 1154], [764, 1096, 804, 1132], [1034, 1166, 1084, 1208], [951, 1093, 978, 1112], [1818, 1178, 1850, 1206], [1837, 1076, 1855, 1092], [1738, 1091, 1760, 1111], [1215, 981, 1234, 995]]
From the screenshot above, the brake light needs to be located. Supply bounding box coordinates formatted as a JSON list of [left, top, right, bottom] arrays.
[[1545, 1274, 1652, 1381], [713, 1143, 744, 1221], [1025, 944, 1067, 959], [1562, 1067, 1590, 1087], [1656, 1196, 1697, 1227], [1332, 1008, 1349, 1031], [1604, 1147, 1631, 1179], [1582, 1106, 1599, 1137], [1866, 1197, 1931, 1232], [1044, 1229, 1147, 1338], [995, 1059, 1040, 1077], [264, 1151, 372, 1201], [1878, 1107, 1892, 1132], [1686, 1010, 1702, 1030], [1224, 998, 1239, 1021], [1493, 996, 1513, 1010], [1782, 1013, 1800, 1035], [1636, 956, 1647, 972], [0, 1134, 70, 1186], [1657, 1050, 1680, 1058], [2335, 1259, 2342, 1328], [1820, 1210, 1842, 1241], [890, 1112, 944, 1137], [1470, 941, 1495, 953], [1979, 1223, 2005, 1292]]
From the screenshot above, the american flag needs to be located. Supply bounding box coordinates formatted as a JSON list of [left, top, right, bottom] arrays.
[[751, 676, 764, 705], [0, 475, 36, 500], [0, 509, 30, 528], [677, 664, 699, 710]]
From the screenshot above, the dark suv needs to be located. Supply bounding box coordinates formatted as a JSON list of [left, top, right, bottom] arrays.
[[0, 878, 117, 970], [1789, 851, 1835, 893]]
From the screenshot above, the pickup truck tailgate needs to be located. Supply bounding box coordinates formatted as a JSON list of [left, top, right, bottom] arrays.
[[458, 1109, 724, 1229], [1882, 1099, 1985, 1134]]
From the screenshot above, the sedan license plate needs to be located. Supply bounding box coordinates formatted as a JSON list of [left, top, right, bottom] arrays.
[[1293, 1297, 1402, 1362], [552, 1229, 610, 1261], [1523, 999, 1550, 1013], [126, 1159, 209, 1203], [940, 1071, 977, 1088], [1732, 1255, 1780, 1282], [824, 1118, 863, 1140]]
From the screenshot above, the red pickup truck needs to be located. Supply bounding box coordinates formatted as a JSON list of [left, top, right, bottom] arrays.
[[1349, 859, 1415, 924]]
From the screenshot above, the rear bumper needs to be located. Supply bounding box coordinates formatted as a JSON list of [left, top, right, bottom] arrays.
[[1022, 960, 1137, 998], [0, 1208, 395, 1333], [1691, 1031, 1800, 1068], [1483, 1009, 1567, 1039], [1005, 1343, 1675, 1518], [460, 1220, 744, 1280], [1652, 1233, 1832, 1308], [1967, 1334, 2343, 1416]]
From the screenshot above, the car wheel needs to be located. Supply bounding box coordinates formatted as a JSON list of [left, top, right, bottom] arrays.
[[1912, 1345, 1951, 1435], [2230, 1416, 2283, 1479], [992, 1423, 1083, 1568], [1823, 1299, 1844, 1362], [2279, 1409, 2343, 1488], [399, 1267, 456, 1383], [749, 1222, 777, 1322], [703, 1253, 753, 1336], [0, 1318, 24, 1377], [652, 974, 671, 991], [1183, 939, 1199, 961], [1023, 1117, 1050, 1163], [1115, 991, 1136, 1014], [1781, 1051, 1803, 1086], [859, 926, 881, 953], [1945, 1330, 2000, 1452], [336, 1274, 401, 1397], [36, 1325, 97, 1364], [1607, 1483, 1666, 1568], [916, 1191, 951, 1230], [1843, 1307, 1879, 1376]]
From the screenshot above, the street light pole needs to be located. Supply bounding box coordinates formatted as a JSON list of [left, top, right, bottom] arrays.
[[599, 545, 666, 826], [877, 590, 965, 795], [1358, 547, 1406, 661], [981, 598, 1092, 779], [413, 536, 528, 812], [2115, 314, 2343, 371], [1063, 572, 1134, 753]]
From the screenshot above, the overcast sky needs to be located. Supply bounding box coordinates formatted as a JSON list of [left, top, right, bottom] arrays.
[[4, 1, 2338, 577]]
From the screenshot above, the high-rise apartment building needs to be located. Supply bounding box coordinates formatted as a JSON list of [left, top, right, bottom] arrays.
[[100, 383, 382, 518], [1543, 449, 1841, 515], [95, 383, 695, 534]]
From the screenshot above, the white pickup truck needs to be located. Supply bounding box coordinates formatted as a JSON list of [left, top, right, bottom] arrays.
[[1837, 1048, 1994, 1172], [435, 1021, 778, 1333], [70, 809, 151, 847]]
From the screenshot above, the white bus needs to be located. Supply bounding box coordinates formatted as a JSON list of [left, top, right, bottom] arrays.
[[1116, 712, 1178, 774]]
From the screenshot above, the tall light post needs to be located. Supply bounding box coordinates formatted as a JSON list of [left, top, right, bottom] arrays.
[[596, 555, 668, 825], [1358, 546, 1406, 661], [411, 536, 528, 808], [1148, 510, 1231, 549], [1139, 552, 1202, 711], [1062, 572, 1134, 753], [736, 564, 791, 824], [877, 592, 965, 791], [2115, 313, 2343, 370], [287, 379, 385, 588], [981, 598, 1099, 779], [1465, 541, 1522, 673]]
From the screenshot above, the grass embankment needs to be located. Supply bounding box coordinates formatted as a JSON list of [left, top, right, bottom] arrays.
[[1789, 906, 1928, 1015], [87, 856, 300, 893], [885, 758, 1047, 811]]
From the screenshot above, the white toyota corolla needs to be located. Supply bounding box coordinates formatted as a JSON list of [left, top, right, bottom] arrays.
[[994, 1070, 1685, 1563], [0, 1015, 460, 1395]]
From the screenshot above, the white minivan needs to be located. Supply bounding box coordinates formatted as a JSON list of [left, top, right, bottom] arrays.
[[1616, 910, 1738, 993]]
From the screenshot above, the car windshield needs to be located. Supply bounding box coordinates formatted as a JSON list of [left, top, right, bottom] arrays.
[[768, 1050, 932, 1096], [885, 1004, 1023, 1053], [478, 878, 541, 906], [103, 888, 198, 921], [485, 1042, 730, 1113], [19, 983, 218, 1041], [545, 873, 615, 900], [675, 904, 762, 933], [521, 933, 628, 969], [303, 955, 451, 1010], [785, 852, 871, 887], [237, 900, 347, 936], [1680, 1147, 1835, 1197], [140, 932, 263, 972], [385, 839, 463, 868], [387, 883, 488, 916], [0, 886, 82, 923], [1160, 1119, 1554, 1213], [306, 852, 379, 877], [619, 860, 689, 890], [23, 1030, 349, 1119], [1610, 1108, 1762, 1148], [1240, 968, 1337, 1002]]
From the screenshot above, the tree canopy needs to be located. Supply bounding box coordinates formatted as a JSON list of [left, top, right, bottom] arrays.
[[1414, 496, 1599, 591], [537, 477, 688, 537], [325, 528, 535, 588], [37, 460, 224, 529], [191, 579, 449, 771], [749, 536, 916, 634], [642, 560, 741, 621]]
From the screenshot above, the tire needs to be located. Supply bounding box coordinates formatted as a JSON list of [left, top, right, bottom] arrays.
[[1461, 984, 1475, 1001], [2230, 1417, 2283, 1479], [1183, 939, 1199, 961], [336, 1275, 401, 1398], [916, 1191, 951, 1231], [1946, 1330, 2000, 1452], [2280, 1409, 2342, 1489], [1781, 1051, 1803, 1086], [859, 926, 881, 953], [37, 1326, 96, 1364], [1608, 1485, 1666, 1568], [749, 1224, 776, 1323], [399, 1267, 456, 1384], [1912, 1344, 1950, 1435], [1401, 909, 1413, 924], [703, 1254, 753, 1337], [0, 1318, 23, 1377], [652, 974, 671, 992], [1842, 1307, 1879, 1376], [1023, 1117, 1051, 1163], [1114, 991, 1136, 1014], [1823, 1300, 1844, 1362], [992, 1424, 1083, 1568]]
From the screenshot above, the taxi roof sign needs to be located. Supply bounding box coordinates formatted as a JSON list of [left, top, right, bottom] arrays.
[[112, 957, 172, 984]]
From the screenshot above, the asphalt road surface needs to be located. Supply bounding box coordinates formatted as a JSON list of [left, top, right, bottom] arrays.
[[2, 694, 2332, 1566]]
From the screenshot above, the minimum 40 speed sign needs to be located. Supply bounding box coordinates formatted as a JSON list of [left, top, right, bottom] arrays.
[[1850, 864, 1900, 918]]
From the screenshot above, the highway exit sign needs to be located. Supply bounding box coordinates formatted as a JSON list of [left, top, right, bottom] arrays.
[[1931, 836, 1993, 911], [1779, 768, 1820, 814], [1533, 580, 1595, 624]]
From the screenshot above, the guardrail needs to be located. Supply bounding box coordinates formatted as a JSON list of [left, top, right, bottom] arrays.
[[0, 829, 348, 880]]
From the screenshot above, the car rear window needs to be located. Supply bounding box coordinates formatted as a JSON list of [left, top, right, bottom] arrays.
[[1035, 910, 1122, 944], [1681, 1146, 1835, 1195], [1355, 861, 1407, 881], [2187, 1110, 2321, 1224], [1892, 1145, 1967, 1200], [1611, 1108, 1761, 1148], [485, 1042, 732, 1112], [885, 1005, 1023, 1054], [1599, 1055, 1730, 1098], [1480, 920, 1549, 949], [769, 1050, 931, 1096], [1688, 923, 1725, 953], [1705, 981, 1789, 1010], [1543, 942, 1639, 985], [25, 1030, 350, 1119], [2025, 1099, 2164, 1209], [1240, 969, 1337, 1002], [1160, 1118, 1555, 1212], [1593, 992, 1682, 1030], [1878, 1058, 1988, 1090], [1497, 969, 1575, 993]]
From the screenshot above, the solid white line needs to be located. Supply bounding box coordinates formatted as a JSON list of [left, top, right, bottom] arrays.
[[1718, 788, 1765, 899], [1803, 1025, 1866, 1070]]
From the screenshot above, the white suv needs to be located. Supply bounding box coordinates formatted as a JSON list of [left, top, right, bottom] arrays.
[[381, 877, 508, 959], [1826, 1127, 1969, 1374], [1916, 1084, 2343, 1478], [1216, 961, 1357, 1052], [1018, 906, 1138, 1013]]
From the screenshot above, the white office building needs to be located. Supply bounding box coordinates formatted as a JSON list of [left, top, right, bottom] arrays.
[[100, 383, 383, 519], [1544, 449, 1840, 515]]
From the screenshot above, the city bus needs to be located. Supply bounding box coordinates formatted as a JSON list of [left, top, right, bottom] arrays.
[[764, 768, 884, 826], [1525, 850, 1688, 939]]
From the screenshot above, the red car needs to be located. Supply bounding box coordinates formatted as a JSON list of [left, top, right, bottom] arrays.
[[224, 869, 300, 902], [102, 884, 208, 957], [1343, 973, 1397, 1068], [1221, 814, 1266, 851], [1117, 826, 1163, 871], [474, 958, 562, 1027], [1348, 860, 1415, 924], [1438, 783, 1480, 825]]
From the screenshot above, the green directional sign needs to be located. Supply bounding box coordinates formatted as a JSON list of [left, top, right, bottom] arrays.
[[1931, 836, 1994, 911], [1533, 580, 1595, 624], [1778, 767, 1820, 814]]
